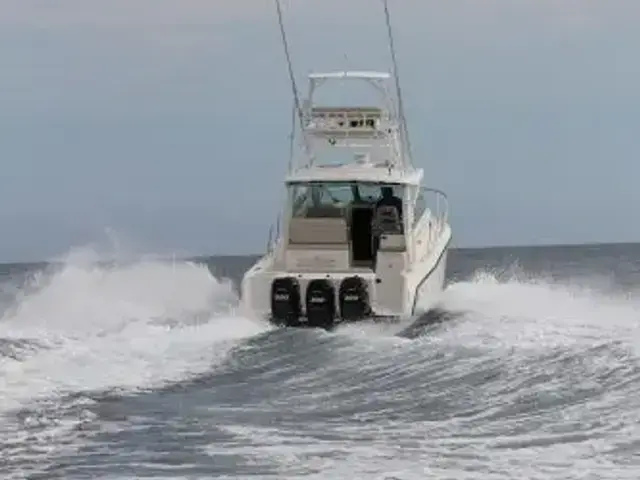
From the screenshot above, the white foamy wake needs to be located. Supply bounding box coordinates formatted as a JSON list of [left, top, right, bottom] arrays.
[[200, 271, 640, 480], [422, 270, 640, 354], [0, 246, 270, 415]]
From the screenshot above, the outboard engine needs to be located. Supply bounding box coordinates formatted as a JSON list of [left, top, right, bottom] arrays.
[[270, 277, 302, 326], [305, 279, 336, 329], [339, 276, 371, 321]]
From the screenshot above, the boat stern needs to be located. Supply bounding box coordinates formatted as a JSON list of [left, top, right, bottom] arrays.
[[241, 263, 411, 329]]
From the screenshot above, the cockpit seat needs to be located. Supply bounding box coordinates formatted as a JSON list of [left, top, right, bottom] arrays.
[[372, 205, 403, 235]]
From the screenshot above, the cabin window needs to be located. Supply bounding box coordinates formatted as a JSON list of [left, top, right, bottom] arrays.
[[289, 182, 404, 218]]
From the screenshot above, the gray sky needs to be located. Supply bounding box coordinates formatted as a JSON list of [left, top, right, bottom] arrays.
[[1, 0, 639, 262]]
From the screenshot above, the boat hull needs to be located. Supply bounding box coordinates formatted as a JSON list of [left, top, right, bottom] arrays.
[[240, 230, 450, 330]]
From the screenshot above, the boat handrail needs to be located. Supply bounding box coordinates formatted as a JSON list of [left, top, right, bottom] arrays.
[[266, 212, 281, 253], [424, 187, 449, 224], [411, 187, 449, 253], [415, 187, 449, 228], [266, 225, 273, 252]]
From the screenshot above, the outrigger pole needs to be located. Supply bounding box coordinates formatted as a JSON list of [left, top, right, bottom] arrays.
[[381, 0, 413, 166], [274, 0, 310, 168]]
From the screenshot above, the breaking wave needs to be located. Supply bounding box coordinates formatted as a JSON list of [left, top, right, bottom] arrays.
[[0, 247, 270, 416]]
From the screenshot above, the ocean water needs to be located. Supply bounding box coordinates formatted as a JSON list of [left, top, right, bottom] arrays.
[[1, 242, 640, 479]]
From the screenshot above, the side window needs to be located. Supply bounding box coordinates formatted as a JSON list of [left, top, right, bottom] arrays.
[[291, 185, 310, 217]]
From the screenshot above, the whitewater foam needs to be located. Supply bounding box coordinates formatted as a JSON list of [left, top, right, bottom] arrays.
[[428, 270, 640, 353], [0, 249, 270, 416]]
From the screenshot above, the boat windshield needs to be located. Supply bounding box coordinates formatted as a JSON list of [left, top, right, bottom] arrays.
[[290, 181, 404, 218]]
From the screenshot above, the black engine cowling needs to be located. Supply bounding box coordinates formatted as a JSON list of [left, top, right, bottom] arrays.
[[305, 279, 336, 329], [339, 276, 371, 321], [270, 277, 301, 326]]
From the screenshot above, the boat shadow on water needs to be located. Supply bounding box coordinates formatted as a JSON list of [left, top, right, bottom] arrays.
[[394, 307, 466, 339]]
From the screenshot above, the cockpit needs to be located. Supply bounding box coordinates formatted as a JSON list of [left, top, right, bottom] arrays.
[[288, 181, 405, 267]]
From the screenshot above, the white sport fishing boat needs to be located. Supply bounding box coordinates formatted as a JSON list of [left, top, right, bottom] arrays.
[[240, 0, 452, 329]]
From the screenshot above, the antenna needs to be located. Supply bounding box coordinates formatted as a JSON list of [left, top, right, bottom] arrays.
[[274, 0, 309, 167], [381, 0, 413, 165]]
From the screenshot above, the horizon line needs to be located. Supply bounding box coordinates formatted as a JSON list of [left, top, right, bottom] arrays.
[[0, 239, 637, 267]]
